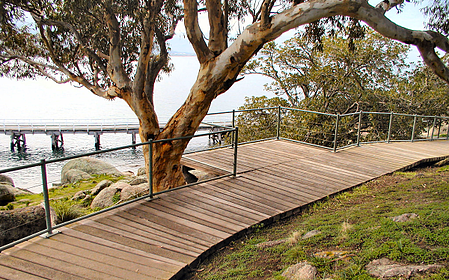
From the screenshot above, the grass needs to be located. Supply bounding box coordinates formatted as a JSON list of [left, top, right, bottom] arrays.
[[0, 174, 124, 220], [186, 163, 449, 280]]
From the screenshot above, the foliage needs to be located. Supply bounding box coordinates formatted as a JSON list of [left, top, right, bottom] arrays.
[[240, 30, 449, 147], [188, 164, 449, 279], [244, 29, 410, 111], [50, 198, 83, 224], [419, 0, 449, 36]]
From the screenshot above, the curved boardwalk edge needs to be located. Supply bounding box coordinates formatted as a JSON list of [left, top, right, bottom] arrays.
[[1, 140, 448, 280]]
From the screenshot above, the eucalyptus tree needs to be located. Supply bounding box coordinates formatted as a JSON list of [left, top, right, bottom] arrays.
[[1, 0, 449, 192], [244, 30, 410, 113]]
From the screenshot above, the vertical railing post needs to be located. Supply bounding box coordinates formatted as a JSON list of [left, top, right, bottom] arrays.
[[446, 118, 449, 140], [437, 118, 441, 139], [387, 112, 393, 143], [233, 127, 239, 177], [431, 117, 436, 140], [40, 159, 59, 238], [232, 109, 236, 148], [276, 106, 281, 140], [333, 114, 340, 153], [148, 139, 153, 198], [357, 111, 362, 146], [411, 115, 417, 142]]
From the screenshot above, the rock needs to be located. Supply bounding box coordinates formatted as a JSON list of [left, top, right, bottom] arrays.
[[1, 183, 31, 196], [122, 171, 134, 176], [109, 181, 130, 191], [90, 181, 130, 209], [137, 167, 146, 176], [128, 176, 148, 186], [61, 157, 123, 184], [63, 169, 93, 184], [71, 190, 87, 201], [391, 213, 418, 222], [256, 239, 287, 248], [90, 186, 122, 209], [82, 194, 92, 203], [0, 205, 47, 246], [189, 170, 216, 181], [302, 229, 321, 239], [120, 183, 149, 201], [282, 261, 317, 280], [366, 258, 442, 278], [0, 174, 14, 185], [0, 184, 15, 206], [91, 180, 113, 195]]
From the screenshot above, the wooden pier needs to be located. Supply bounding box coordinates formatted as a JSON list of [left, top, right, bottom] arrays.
[[2, 121, 231, 151], [0, 139, 448, 279]]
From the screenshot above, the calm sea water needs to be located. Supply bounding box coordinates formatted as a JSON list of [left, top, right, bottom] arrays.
[[0, 56, 272, 192]]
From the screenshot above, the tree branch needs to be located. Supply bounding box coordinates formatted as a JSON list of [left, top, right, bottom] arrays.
[[206, 0, 227, 54], [184, 0, 213, 63], [103, 2, 131, 89]]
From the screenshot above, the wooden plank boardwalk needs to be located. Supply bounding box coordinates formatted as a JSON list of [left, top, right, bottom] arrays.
[[1, 139, 448, 279]]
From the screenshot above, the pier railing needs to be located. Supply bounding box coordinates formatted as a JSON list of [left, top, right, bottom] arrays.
[[1, 107, 448, 251]]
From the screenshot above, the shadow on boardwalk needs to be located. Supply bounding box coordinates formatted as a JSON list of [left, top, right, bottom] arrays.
[[1, 139, 448, 279]]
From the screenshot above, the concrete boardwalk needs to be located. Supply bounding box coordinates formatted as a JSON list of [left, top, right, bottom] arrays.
[[0, 140, 448, 279]]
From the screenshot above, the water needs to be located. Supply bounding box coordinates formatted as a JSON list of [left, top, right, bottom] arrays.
[[0, 55, 273, 192]]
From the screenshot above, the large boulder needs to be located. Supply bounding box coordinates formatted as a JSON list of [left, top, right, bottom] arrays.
[[0, 174, 31, 205], [61, 157, 123, 184], [63, 169, 92, 184], [0, 206, 47, 246], [90, 182, 129, 209], [120, 183, 149, 201], [0, 184, 15, 206]]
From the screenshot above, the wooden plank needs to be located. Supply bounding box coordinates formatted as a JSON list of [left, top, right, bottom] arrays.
[[124, 207, 223, 245], [50, 232, 181, 274], [0, 254, 86, 280], [141, 200, 245, 234], [161, 192, 259, 225], [202, 181, 290, 214], [60, 227, 186, 267], [161, 195, 252, 228], [7, 245, 125, 280], [134, 204, 232, 240], [0, 259, 46, 280], [208, 177, 300, 209], [70, 223, 196, 264], [94, 215, 208, 253]]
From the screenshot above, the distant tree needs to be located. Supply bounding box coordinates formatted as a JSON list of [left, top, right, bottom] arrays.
[[244, 29, 410, 113], [240, 31, 449, 146], [1, 0, 449, 192]]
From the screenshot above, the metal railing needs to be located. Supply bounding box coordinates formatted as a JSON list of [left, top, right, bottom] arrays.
[[0, 124, 238, 252], [212, 106, 448, 151], [1, 106, 448, 251]]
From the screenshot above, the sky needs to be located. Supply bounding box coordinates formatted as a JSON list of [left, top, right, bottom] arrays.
[[0, 1, 432, 121]]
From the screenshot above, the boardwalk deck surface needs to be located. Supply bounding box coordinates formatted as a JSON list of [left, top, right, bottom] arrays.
[[1, 140, 448, 279]]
